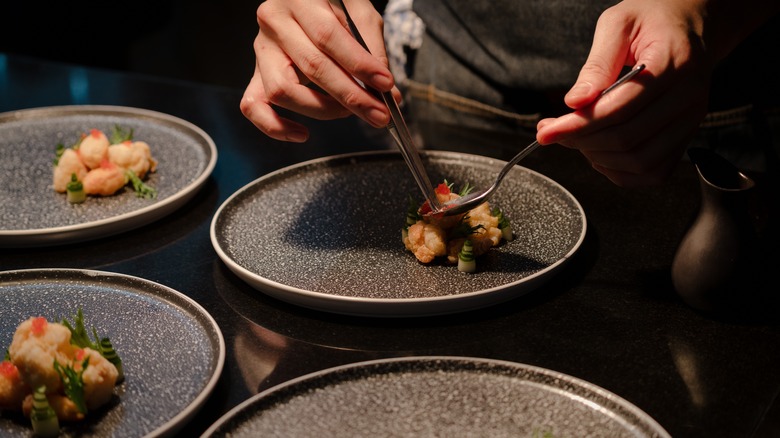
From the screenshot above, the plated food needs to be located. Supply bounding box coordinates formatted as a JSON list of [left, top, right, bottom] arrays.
[[211, 150, 586, 317], [0, 269, 225, 437], [403, 181, 512, 272], [0, 105, 217, 247], [1, 310, 123, 437], [53, 126, 158, 203]]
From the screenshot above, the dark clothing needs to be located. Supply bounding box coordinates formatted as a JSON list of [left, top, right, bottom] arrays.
[[398, 0, 780, 173]]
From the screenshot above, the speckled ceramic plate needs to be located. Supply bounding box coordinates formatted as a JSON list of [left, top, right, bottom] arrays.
[[211, 150, 586, 317], [202, 356, 670, 438], [0, 105, 217, 247], [0, 268, 225, 438]]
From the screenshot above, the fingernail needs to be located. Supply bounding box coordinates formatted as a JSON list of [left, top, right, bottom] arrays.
[[367, 108, 389, 126], [567, 82, 592, 99], [287, 130, 308, 142], [371, 72, 393, 90]]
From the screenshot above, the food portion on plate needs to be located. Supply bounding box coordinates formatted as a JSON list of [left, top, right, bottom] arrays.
[[52, 125, 158, 203], [402, 181, 513, 273], [0, 309, 123, 437]]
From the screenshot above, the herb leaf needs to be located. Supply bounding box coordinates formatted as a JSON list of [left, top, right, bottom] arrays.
[[125, 170, 157, 199], [61, 309, 98, 350], [54, 358, 88, 414], [110, 125, 134, 144]]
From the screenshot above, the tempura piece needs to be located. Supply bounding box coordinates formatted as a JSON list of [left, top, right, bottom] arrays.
[[402, 181, 512, 271], [78, 129, 110, 170], [52, 148, 88, 193], [82, 160, 127, 196]]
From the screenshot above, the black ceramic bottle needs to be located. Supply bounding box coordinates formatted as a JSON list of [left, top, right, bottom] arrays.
[[671, 147, 761, 315]]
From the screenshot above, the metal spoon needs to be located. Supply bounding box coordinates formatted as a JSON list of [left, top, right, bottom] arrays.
[[425, 63, 646, 218]]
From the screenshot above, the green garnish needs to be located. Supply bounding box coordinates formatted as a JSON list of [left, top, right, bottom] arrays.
[[53, 144, 65, 165], [53, 358, 88, 414], [405, 194, 422, 228], [30, 385, 59, 438], [458, 181, 475, 197], [3, 349, 9, 361], [492, 207, 513, 241], [125, 170, 157, 199], [62, 309, 98, 350], [110, 124, 134, 144], [66, 173, 86, 204], [62, 309, 123, 378], [457, 239, 476, 273], [98, 337, 124, 383], [450, 215, 484, 239]]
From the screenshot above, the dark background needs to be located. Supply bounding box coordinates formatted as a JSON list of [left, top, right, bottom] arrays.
[[0, 1, 389, 90]]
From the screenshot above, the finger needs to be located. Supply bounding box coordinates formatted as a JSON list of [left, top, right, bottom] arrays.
[[553, 65, 707, 153], [564, 7, 635, 109], [265, 10, 391, 127], [326, 0, 395, 90], [257, 35, 354, 121], [240, 68, 311, 143], [582, 101, 705, 186], [536, 76, 648, 146]]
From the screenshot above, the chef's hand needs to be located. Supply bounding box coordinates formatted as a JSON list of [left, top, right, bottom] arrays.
[[537, 0, 775, 187], [240, 0, 397, 142]]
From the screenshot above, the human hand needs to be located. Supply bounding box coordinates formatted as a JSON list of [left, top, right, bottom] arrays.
[[536, 0, 715, 187], [240, 0, 397, 142]]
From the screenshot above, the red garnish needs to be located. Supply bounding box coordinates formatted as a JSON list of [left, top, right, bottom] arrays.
[[0, 361, 19, 379], [418, 183, 451, 215], [434, 183, 451, 195], [31, 317, 47, 336], [75, 349, 86, 361], [89, 128, 103, 138]]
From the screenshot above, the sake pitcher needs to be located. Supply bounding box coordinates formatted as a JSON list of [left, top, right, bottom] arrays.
[[671, 147, 760, 314]]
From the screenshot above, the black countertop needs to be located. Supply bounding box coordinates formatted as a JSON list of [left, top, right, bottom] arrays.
[[1, 53, 779, 437]]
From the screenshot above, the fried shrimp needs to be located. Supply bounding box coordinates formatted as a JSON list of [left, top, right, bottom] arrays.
[[82, 160, 127, 196], [403, 181, 511, 269], [8, 317, 73, 394], [0, 361, 29, 410], [2, 312, 124, 434], [403, 221, 447, 264], [52, 125, 157, 201], [52, 148, 88, 193], [76, 348, 118, 410], [78, 129, 110, 170], [108, 140, 157, 179]]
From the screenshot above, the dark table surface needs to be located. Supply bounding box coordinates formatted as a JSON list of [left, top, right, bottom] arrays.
[[1, 52, 779, 437]]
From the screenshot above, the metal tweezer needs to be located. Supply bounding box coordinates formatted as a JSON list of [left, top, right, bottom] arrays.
[[336, 0, 442, 211]]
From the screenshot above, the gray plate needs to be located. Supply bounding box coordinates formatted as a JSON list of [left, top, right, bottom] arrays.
[[211, 150, 586, 317], [0, 268, 225, 437], [202, 356, 670, 438], [0, 105, 217, 247]]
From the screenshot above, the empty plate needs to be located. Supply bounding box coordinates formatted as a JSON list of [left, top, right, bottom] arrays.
[[202, 356, 670, 437]]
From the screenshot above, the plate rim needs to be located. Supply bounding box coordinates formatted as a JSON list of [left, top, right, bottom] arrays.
[[210, 150, 587, 317], [0, 105, 218, 247], [0, 267, 226, 438], [201, 355, 670, 438]]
